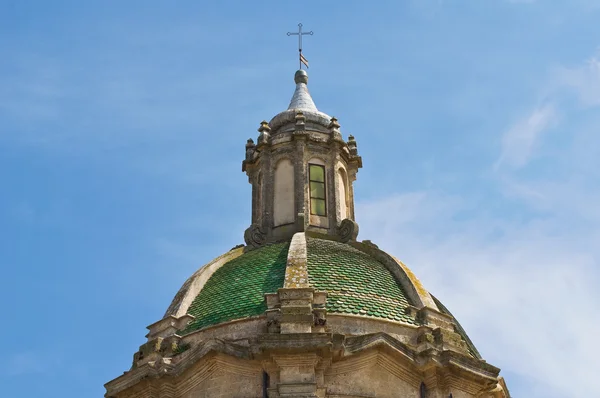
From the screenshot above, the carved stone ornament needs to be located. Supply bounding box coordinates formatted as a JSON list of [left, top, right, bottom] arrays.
[[245, 138, 255, 162], [348, 134, 358, 156], [257, 120, 271, 147], [244, 223, 267, 248], [338, 218, 359, 243]]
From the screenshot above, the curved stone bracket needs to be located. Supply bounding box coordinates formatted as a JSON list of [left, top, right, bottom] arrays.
[[244, 223, 267, 248], [338, 218, 359, 243]]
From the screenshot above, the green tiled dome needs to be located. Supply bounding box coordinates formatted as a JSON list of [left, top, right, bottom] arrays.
[[176, 236, 478, 359], [179, 237, 422, 334], [181, 242, 289, 334], [306, 238, 417, 325]]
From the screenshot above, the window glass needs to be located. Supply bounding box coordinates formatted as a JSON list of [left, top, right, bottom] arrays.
[[309, 164, 325, 182], [311, 199, 326, 216], [309, 164, 326, 216], [310, 181, 325, 199]]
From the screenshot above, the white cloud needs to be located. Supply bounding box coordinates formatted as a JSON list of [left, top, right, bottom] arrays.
[[354, 51, 600, 398], [495, 104, 557, 170], [557, 54, 600, 108], [356, 189, 600, 398]]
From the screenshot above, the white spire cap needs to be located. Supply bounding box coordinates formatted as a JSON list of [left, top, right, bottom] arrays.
[[287, 70, 318, 112]]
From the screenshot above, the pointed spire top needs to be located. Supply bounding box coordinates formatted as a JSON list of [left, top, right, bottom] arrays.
[[269, 69, 331, 132], [287, 69, 318, 112]]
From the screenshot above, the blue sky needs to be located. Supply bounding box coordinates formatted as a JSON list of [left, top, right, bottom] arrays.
[[1, 1, 599, 396]]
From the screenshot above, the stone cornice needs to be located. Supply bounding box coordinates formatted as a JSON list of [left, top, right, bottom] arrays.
[[105, 339, 254, 397], [106, 327, 506, 398]]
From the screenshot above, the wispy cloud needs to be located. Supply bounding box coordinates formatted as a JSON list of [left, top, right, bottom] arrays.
[[356, 50, 600, 398], [557, 53, 600, 108], [357, 189, 600, 398], [495, 104, 557, 170]]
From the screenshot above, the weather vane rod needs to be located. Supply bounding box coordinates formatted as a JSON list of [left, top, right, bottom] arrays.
[[287, 23, 313, 70]]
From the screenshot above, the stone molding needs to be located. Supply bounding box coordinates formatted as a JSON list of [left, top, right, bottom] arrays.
[[349, 240, 436, 310], [283, 232, 309, 289], [146, 314, 195, 341], [106, 326, 508, 398], [264, 232, 329, 335], [390, 255, 438, 309], [266, 286, 328, 335], [105, 339, 256, 397], [163, 247, 245, 318]]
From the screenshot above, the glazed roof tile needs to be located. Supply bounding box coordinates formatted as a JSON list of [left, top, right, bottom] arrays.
[[305, 238, 418, 325], [181, 238, 429, 334], [180, 242, 289, 334]]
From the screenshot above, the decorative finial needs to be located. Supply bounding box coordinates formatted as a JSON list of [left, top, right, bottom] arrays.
[[287, 23, 313, 70], [295, 111, 306, 131], [328, 117, 343, 142], [328, 116, 340, 130], [347, 135, 358, 156], [294, 69, 309, 85], [245, 138, 256, 161], [258, 121, 271, 147], [258, 120, 271, 133]]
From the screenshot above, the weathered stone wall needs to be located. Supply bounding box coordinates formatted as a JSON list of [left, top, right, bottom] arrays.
[[180, 369, 262, 398], [326, 364, 419, 398], [106, 346, 502, 397]]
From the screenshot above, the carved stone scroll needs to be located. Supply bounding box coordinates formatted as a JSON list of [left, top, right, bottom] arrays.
[[338, 218, 359, 243], [244, 223, 267, 248]]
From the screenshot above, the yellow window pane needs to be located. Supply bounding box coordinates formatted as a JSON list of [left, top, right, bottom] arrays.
[[310, 181, 325, 199], [311, 198, 326, 216], [309, 165, 325, 182]]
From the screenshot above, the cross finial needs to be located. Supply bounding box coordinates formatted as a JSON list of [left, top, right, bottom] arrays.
[[287, 23, 313, 70]]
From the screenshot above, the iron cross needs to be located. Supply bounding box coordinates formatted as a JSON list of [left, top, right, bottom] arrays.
[[287, 23, 313, 69]]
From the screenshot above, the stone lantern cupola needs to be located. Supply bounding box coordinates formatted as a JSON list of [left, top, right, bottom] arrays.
[[242, 70, 363, 247]]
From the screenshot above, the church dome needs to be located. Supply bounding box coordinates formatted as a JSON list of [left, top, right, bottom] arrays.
[[164, 235, 481, 360], [162, 69, 481, 360], [106, 66, 509, 398]]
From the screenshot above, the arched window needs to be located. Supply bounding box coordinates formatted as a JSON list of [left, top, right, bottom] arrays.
[[337, 166, 349, 220], [309, 162, 326, 216], [274, 158, 295, 226]]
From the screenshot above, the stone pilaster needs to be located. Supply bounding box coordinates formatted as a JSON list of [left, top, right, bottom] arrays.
[[272, 354, 320, 398], [265, 233, 327, 334]]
